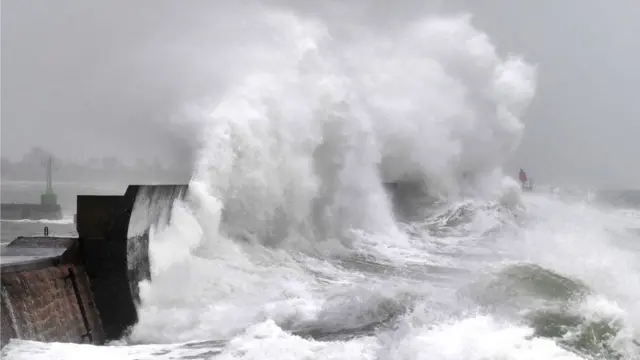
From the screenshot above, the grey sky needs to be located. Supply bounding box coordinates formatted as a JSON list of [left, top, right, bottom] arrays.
[[454, 1, 640, 189], [2, 1, 639, 188]]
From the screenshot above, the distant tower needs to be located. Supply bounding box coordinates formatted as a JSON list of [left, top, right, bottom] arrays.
[[40, 156, 58, 206]]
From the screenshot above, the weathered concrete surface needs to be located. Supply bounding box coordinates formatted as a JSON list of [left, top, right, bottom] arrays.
[[76, 192, 136, 341], [1, 237, 104, 348], [2, 237, 76, 269]]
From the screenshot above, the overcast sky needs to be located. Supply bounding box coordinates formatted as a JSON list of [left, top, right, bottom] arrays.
[[2, 1, 639, 188]]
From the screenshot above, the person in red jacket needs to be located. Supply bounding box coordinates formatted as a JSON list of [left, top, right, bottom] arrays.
[[519, 169, 528, 187]]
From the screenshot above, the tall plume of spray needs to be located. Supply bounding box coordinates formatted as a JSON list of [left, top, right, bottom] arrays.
[[129, 4, 538, 343], [182, 12, 533, 245], [181, 8, 537, 248]]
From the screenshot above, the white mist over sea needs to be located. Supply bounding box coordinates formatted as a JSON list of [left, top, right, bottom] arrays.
[[2, 4, 639, 360]]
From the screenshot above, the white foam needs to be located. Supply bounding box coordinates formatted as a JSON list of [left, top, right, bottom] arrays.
[[574, 295, 639, 358], [513, 194, 640, 350], [1, 317, 588, 360], [0, 215, 75, 225], [213, 320, 379, 360], [0, 339, 220, 360], [382, 315, 586, 360]]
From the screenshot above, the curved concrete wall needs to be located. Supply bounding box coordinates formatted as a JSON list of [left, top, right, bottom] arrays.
[[77, 185, 187, 341]]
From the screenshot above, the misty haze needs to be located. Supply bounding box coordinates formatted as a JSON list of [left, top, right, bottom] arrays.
[[2, 1, 639, 190]]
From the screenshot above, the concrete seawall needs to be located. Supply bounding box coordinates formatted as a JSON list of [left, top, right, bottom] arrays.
[[0, 184, 188, 349], [1, 237, 103, 346]]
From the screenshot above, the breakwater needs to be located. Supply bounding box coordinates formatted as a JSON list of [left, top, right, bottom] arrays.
[[0, 184, 188, 348]]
